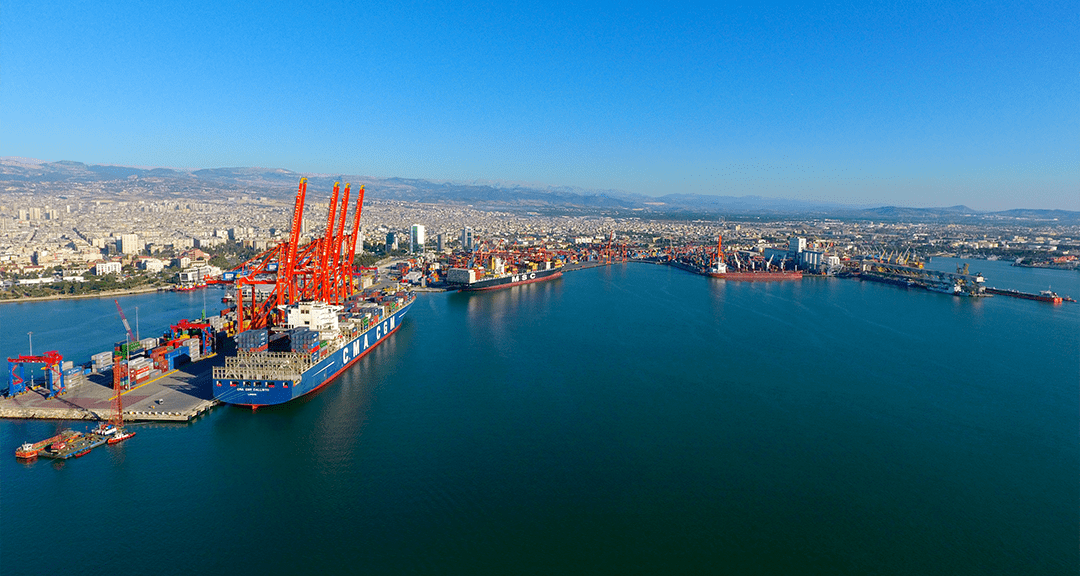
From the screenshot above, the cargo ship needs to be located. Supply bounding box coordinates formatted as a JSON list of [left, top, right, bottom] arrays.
[[707, 235, 802, 281], [708, 265, 803, 281], [985, 287, 1065, 304], [213, 291, 415, 408], [447, 261, 562, 291]]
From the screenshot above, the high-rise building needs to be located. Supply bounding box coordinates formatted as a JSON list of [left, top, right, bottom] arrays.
[[386, 232, 398, 251], [118, 233, 141, 254], [410, 224, 426, 253], [436, 233, 445, 252], [461, 227, 476, 252]]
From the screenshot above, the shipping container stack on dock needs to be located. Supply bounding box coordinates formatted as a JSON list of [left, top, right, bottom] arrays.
[[91, 351, 113, 373], [5, 312, 228, 430]]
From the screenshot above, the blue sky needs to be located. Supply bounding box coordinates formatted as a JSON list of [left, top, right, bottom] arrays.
[[2, 1, 1076, 210]]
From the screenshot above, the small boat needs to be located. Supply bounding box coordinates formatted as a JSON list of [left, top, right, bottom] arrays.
[[15, 442, 40, 460], [107, 429, 136, 444]]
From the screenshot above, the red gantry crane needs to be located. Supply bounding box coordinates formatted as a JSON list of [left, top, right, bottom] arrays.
[[221, 179, 367, 333]]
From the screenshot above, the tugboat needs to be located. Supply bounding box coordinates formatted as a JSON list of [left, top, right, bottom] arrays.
[[14, 430, 76, 460], [108, 428, 136, 444]]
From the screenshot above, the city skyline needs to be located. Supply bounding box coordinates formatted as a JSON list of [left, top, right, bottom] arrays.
[[2, 1, 1076, 211]]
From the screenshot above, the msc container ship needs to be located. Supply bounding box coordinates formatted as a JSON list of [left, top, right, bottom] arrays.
[[446, 260, 562, 291], [213, 291, 415, 408]]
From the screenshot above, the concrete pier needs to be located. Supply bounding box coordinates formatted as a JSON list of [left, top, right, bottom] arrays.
[[1, 355, 223, 422]]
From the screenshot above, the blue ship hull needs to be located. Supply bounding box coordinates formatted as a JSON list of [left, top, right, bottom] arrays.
[[213, 301, 413, 407]]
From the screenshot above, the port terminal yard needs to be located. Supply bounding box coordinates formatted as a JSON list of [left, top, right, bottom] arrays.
[[1, 354, 220, 422]]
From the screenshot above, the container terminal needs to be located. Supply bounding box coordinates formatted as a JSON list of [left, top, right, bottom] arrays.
[[7, 188, 1075, 458], [6, 179, 414, 431]]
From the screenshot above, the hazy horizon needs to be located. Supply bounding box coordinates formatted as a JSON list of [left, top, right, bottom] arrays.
[[4, 155, 1077, 214]]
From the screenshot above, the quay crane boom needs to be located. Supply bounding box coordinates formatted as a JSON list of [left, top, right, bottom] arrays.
[[115, 299, 136, 344]]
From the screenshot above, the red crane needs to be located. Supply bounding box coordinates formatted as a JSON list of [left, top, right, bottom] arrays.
[[342, 185, 365, 301], [317, 182, 341, 302], [222, 180, 368, 333], [280, 178, 308, 306], [330, 183, 351, 301]]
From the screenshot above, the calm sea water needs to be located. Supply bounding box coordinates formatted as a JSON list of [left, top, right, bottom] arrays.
[[2, 259, 1077, 575]]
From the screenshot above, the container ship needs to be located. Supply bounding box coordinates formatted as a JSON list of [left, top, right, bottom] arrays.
[[446, 260, 562, 291], [213, 291, 415, 408]]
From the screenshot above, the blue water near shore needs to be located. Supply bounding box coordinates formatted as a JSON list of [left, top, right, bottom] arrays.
[[2, 259, 1077, 575]]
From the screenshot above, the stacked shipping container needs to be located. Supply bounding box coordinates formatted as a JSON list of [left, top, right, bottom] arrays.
[[290, 327, 320, 361], [236, 329, 269, 352]]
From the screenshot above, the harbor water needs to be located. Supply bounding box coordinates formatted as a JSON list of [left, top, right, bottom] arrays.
[[2, 259, 1077, 575]]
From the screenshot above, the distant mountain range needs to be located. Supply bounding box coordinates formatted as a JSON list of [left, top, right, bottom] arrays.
[[2, 157, 1077, 223]]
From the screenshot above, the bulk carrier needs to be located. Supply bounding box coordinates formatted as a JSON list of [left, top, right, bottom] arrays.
[[984, 287, 1067, 304], [213, 291, 414, 408], [707, 235, 802, 281], [708, 262, 803, 281]]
